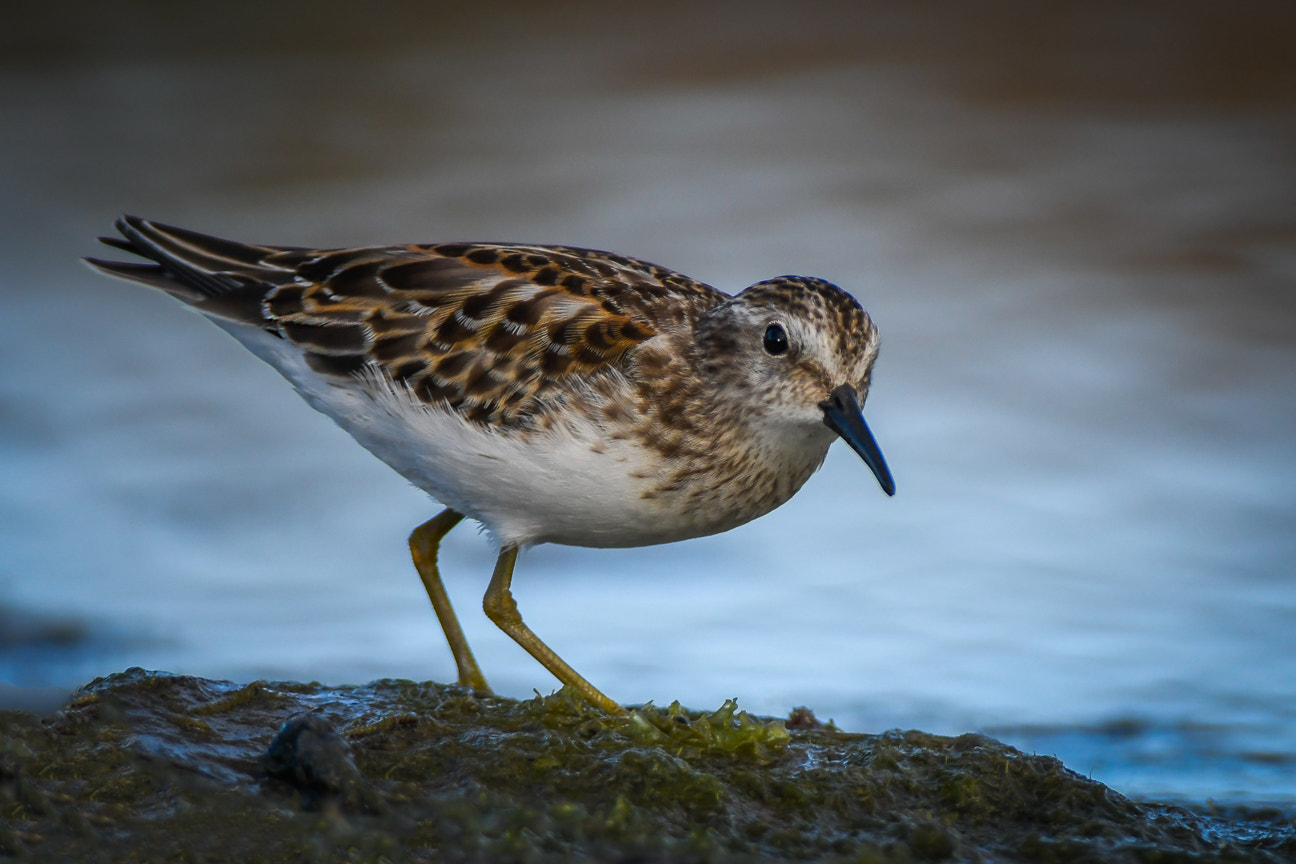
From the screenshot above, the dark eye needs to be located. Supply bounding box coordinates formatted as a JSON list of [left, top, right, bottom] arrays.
[[763, 323, 789, 356]]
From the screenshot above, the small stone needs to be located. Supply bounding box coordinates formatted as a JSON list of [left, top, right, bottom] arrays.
[[263, 713, 384, 815]]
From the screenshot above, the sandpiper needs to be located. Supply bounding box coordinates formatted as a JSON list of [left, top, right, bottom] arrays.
[[88, 215, 895, 714]]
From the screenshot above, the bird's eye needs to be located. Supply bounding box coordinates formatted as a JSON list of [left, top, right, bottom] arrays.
[[763, 323, 789, 356]]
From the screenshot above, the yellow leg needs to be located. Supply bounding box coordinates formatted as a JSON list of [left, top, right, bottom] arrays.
[[483, 547, 624, 715], [409, 509, 491, 693]]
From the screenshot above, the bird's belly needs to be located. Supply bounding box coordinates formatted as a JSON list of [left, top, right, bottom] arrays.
[[365, 406, 726, 549], [302, 368, 732, 549]]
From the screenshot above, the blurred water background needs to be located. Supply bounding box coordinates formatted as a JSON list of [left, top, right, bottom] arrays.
[[2, 0, 1293, 806]]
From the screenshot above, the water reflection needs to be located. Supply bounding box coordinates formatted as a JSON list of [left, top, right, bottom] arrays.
[[1, 0, 1293, 803]]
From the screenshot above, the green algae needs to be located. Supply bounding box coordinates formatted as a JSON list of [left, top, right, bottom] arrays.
[[0, 669, 1292, 862]]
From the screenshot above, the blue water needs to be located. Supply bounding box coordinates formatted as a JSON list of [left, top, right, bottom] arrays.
[[2, 2, 1294, 807]]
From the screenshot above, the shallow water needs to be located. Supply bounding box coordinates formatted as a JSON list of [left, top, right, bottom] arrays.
[[2, 1, 1294, 806]]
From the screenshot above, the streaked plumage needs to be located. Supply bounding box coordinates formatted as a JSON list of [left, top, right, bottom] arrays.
[[88, 215, 894, 713]]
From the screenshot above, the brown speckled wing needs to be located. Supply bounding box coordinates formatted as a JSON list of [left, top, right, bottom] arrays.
[[89, 216, 727, 426]]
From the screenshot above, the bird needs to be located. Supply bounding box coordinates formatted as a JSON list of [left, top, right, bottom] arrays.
[[87, 215, 895, 714]]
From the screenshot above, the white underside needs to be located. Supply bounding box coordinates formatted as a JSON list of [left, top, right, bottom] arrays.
[[217, 322, 720, 549]]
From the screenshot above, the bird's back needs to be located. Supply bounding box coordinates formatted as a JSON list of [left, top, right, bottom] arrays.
[[89, 216, 727, 429]]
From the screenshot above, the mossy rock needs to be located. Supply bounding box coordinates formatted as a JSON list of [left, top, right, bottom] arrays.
[[0, 668, 1292, 862]]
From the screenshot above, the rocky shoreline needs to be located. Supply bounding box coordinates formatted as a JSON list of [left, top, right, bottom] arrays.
[[1, 668, 1292, 862]]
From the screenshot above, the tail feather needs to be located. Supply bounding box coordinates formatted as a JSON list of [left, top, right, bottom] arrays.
[[85, 215, 309, 326], [83, 256, 204, 300], [112, 215, 251, 297], [95, 235, 140, 255]]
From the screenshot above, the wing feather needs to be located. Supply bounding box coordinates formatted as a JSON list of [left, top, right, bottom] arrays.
[[88, 216, 727, 426]]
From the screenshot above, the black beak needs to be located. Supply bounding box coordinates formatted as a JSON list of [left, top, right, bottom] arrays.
[[819, 384, 895, 496]]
